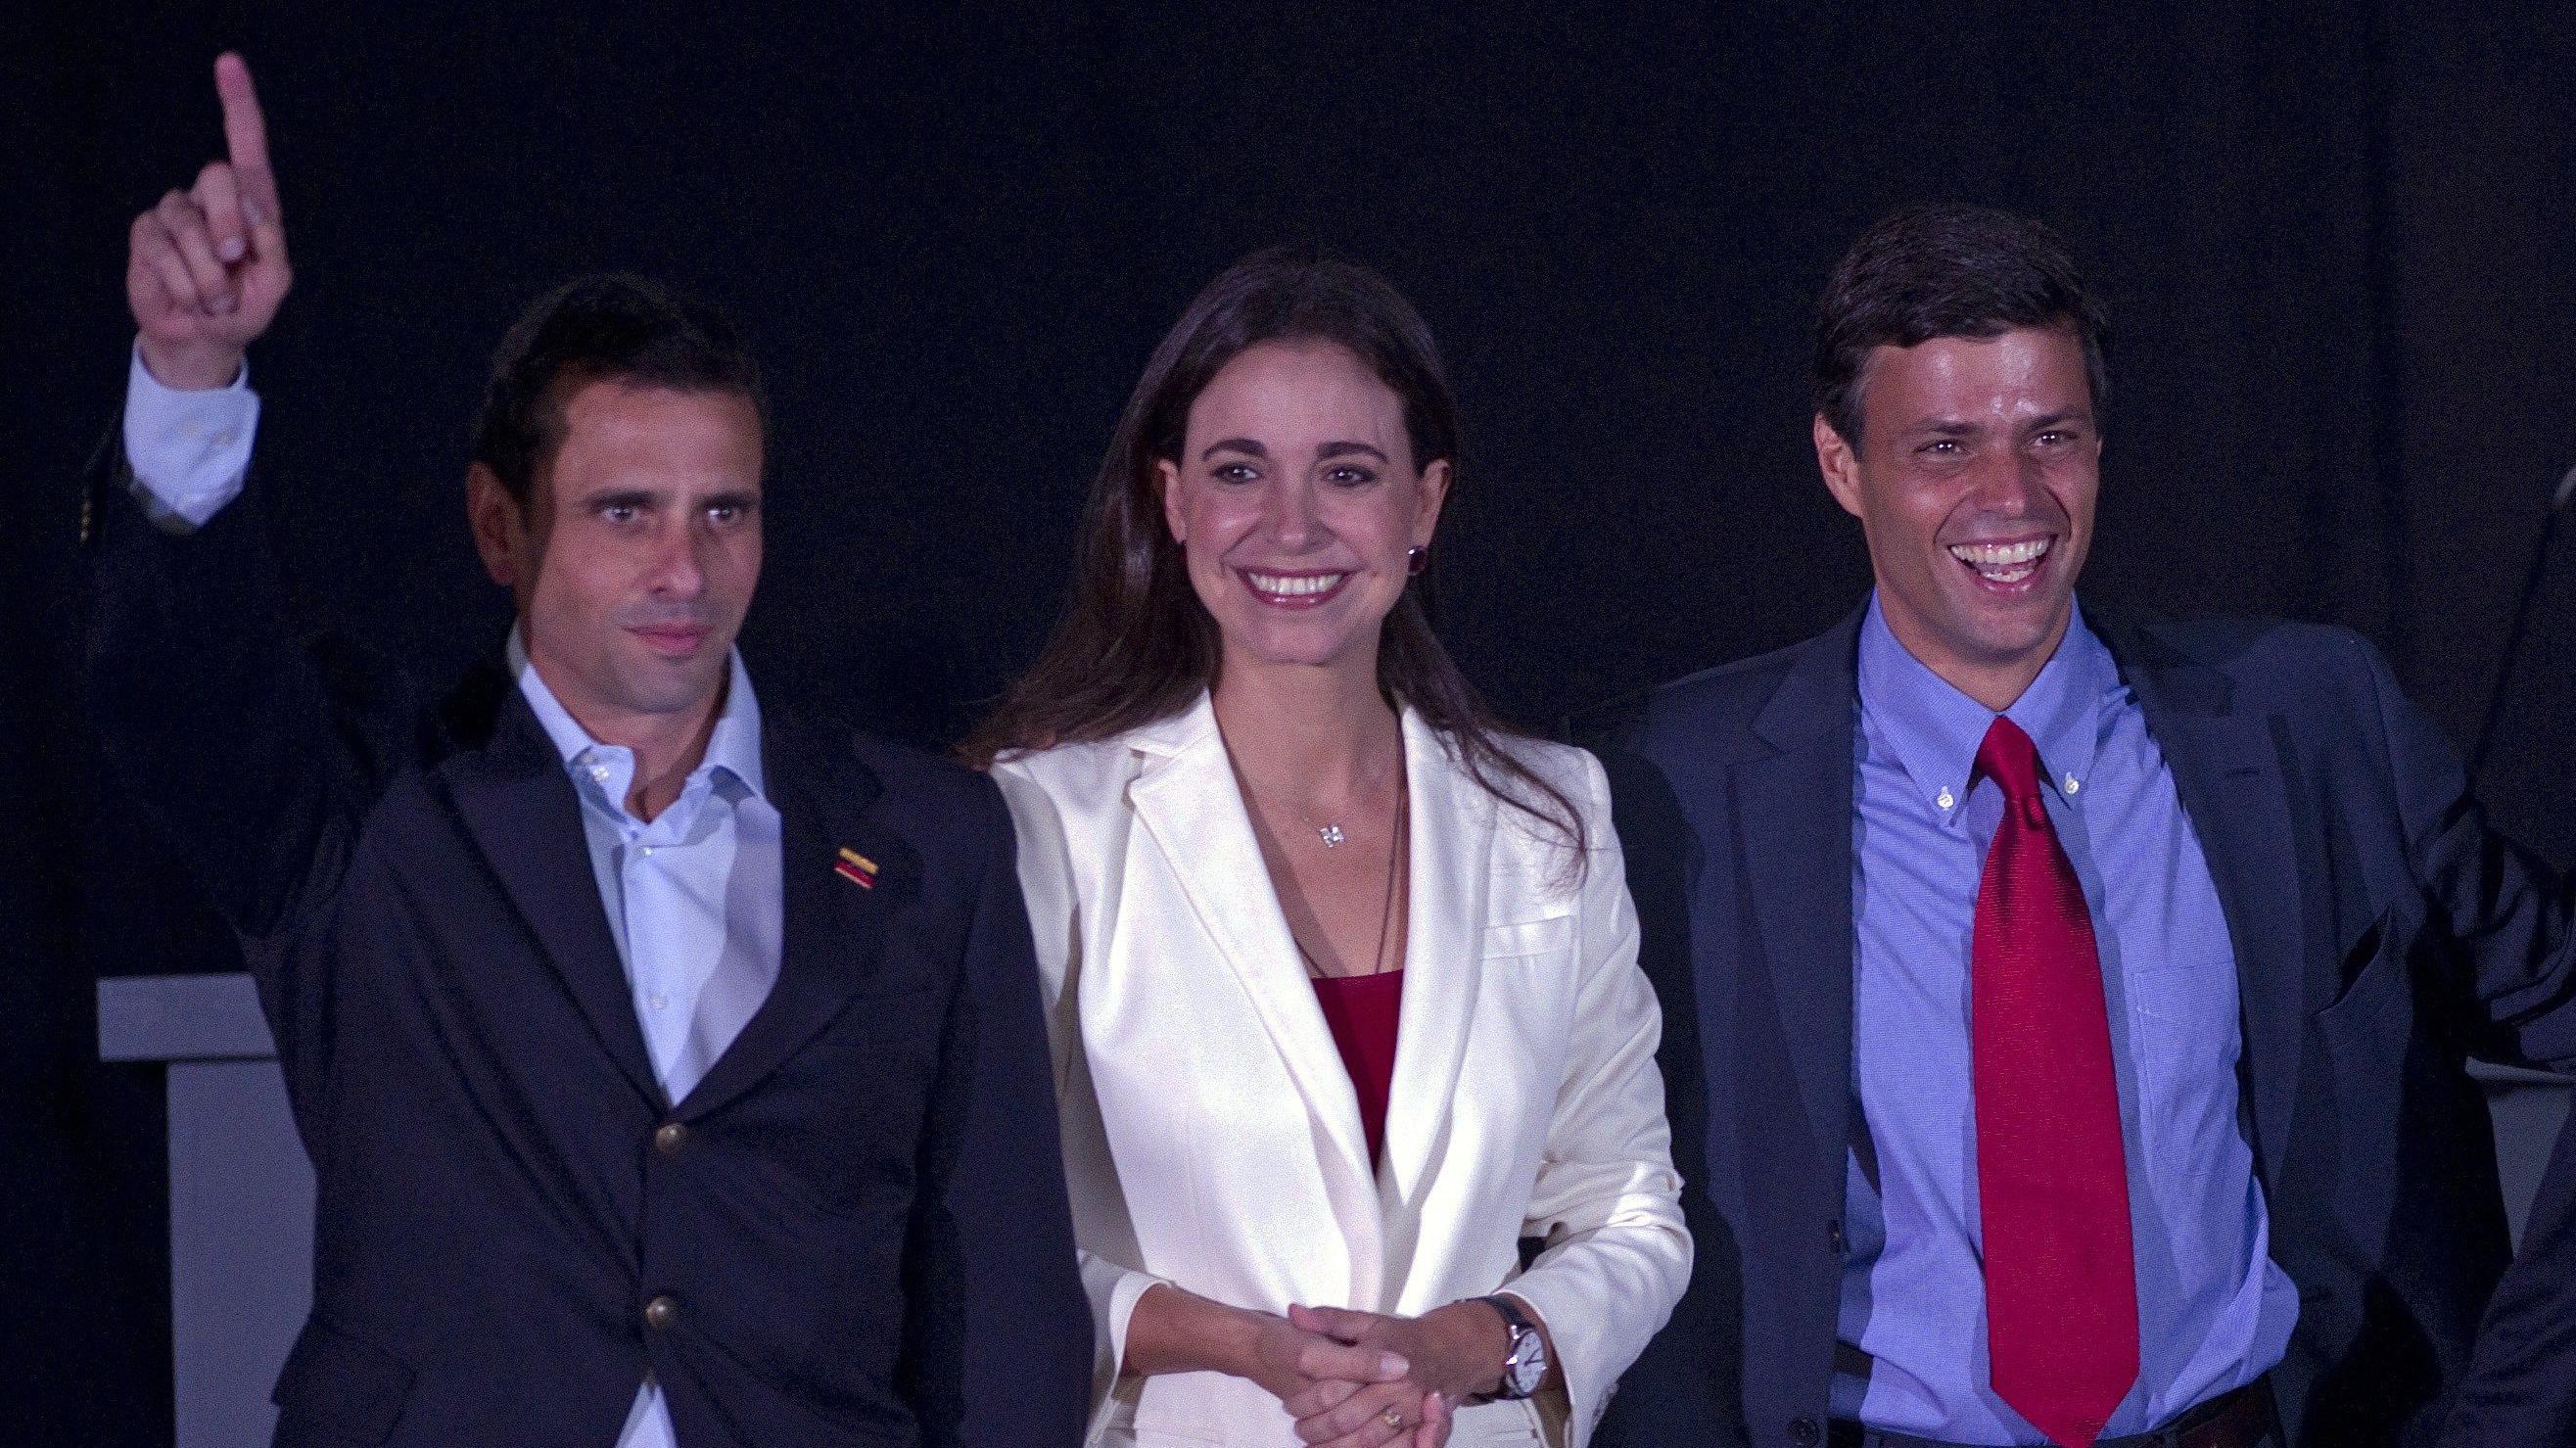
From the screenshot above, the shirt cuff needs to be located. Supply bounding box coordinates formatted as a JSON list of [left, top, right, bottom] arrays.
[[122, 342, 259, 528]]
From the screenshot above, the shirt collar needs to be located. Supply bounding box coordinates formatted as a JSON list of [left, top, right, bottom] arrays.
[[506, 625, 767, 803], [1854, 591, 2110, 824]]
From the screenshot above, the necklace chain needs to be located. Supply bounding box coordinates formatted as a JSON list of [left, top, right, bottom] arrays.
[[1224, 735, 1408, 976], [1283, 769, 1407, 978], [1239, 754, 1399, 850]]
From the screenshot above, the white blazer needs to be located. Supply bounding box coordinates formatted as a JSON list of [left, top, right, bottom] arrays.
[[993, 695, 1689, 1447]]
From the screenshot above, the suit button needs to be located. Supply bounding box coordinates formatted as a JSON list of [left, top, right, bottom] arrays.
[[654, 1122, 687, 1155], [1788, 1416, 1821, 1447], [1827, 1220, 1848, 1256], [644, 1294, 679, 1331]]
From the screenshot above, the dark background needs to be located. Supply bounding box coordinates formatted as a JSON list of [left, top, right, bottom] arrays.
[[8, 3, 2576, 1440]]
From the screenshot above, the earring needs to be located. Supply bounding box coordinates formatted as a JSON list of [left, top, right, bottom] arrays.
[[1406, 544, 1429, 577]]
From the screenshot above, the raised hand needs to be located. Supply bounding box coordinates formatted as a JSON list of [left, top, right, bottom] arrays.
[[127, 52, 292, 389]]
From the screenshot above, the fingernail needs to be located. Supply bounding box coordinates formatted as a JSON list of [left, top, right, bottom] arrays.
[[1381, 1352, 1408, 1377], [217, 237, 246, 262], [211, 294, 237, 314]]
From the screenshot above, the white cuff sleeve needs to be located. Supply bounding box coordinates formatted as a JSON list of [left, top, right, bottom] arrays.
[[121, 342, 259, 527]]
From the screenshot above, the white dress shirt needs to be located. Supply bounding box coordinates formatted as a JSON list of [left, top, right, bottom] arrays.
[[124, 350, 785, 1448]]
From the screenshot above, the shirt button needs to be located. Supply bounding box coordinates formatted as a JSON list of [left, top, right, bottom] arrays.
[[1827, 1220, 1848, 1256], [1788, 1416, 1821, 1447], [648, 993, 668, 1011], [655, 1122, 687, 1155], [1935, 788, 1955, 811], [644, 1294, 679, 1331], [2065, 774, 2082, 794], [638, 846, 655, 858]]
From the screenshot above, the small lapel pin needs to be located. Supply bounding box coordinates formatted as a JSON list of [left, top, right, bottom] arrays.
[[832, 846, 880, 889]]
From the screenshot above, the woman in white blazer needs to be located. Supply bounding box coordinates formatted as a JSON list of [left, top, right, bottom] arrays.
[[964, 250, 1687, 1448]]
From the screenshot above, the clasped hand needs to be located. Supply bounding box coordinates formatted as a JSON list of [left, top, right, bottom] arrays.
[[1253, 1301, 1509, 1446]]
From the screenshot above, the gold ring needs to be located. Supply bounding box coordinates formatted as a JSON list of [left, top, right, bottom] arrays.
[[1380, 1405, 1406, 1430]]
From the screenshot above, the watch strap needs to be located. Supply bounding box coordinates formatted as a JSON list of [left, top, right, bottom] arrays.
[[1477, 1293, 1537, 1335]]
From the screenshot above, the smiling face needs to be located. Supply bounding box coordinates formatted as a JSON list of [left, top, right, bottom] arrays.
[[1815, 324, 2100, 709], [468, 379, 765, 740], [1157, 341, 1450, 677]]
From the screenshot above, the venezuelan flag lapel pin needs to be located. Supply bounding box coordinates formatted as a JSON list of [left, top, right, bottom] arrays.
[[833, 847, 880, 890]]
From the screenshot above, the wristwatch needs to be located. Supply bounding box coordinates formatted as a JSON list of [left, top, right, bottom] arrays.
[[1473, 1294, 1549, 1402]]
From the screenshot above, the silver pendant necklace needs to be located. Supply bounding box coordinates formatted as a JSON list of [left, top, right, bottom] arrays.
[[1289, 770, 1410, 978], [1243, 755, 1397, 851]]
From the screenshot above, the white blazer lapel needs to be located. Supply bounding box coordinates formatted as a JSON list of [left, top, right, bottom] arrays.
[[1379, 709, 1496, 1219], [1123, 696, 1378, 1197]]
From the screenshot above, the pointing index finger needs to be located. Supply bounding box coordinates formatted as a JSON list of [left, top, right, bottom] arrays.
[[213, 53, 274, 193]]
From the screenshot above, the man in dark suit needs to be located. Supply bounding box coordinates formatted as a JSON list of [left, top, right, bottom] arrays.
[[87, 55, 1088, 1447], [1592, 204, 2576, 1448]]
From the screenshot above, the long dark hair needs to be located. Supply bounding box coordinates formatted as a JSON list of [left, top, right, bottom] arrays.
[[960, 246, 1582, 857]]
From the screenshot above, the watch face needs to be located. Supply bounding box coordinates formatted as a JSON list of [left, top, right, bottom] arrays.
[[1503, 1330, 1548, 1397]]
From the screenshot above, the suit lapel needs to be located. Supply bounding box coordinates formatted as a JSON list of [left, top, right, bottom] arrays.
[[2109, 620, 2309, 1185], [1380, 711, 1494, 1215], [445, 692, 664, 1108], [1738, 613, 1861, 1184], [678, 721, 899, 1120], [1125, 698, 1376, 1191]]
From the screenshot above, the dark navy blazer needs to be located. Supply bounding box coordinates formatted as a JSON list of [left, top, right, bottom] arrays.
[[82, 450, 1092, 1447], [1587, 605, 2576, 1448]]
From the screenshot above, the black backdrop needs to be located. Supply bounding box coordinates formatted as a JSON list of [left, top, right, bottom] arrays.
[[8, 4, 2576, 1440]]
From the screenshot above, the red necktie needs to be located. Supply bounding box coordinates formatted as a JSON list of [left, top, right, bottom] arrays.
[[1971, 717, 2139, 1448]]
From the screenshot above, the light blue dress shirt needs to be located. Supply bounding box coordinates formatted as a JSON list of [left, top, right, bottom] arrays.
[[120, 344, 258, 525], [125, 352, 786, 1448], [1834, 595, 2301, 1442]]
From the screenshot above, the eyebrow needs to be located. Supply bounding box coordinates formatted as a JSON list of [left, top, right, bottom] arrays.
[[578, 487, 662, 508], [573, 485, 763, 508], [1906, 410, 2092, 439], [1198, 438, 1391, 463]]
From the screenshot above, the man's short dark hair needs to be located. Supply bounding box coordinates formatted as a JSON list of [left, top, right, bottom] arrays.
[[472, 273, 768, 503], [1812, 204, 2108, 447]]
